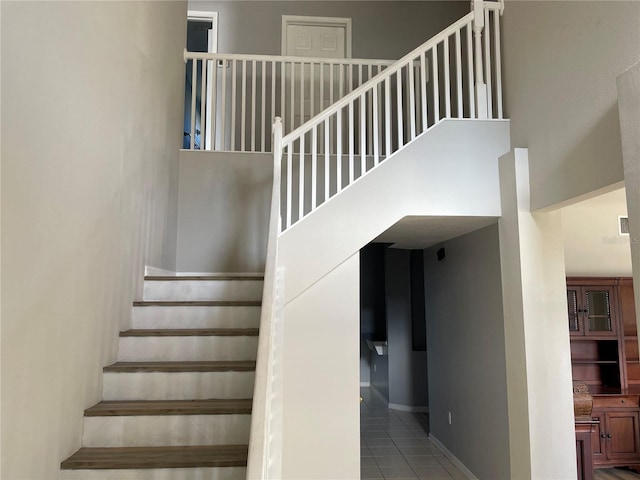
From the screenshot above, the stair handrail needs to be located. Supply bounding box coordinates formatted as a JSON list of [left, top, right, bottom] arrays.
[[247, 118, 284, 479], [277, 0, 503, 232]]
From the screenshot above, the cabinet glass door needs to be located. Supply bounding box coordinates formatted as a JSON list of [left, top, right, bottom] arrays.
[[567, 289, 581, 333], [586, 289, 614, 334]]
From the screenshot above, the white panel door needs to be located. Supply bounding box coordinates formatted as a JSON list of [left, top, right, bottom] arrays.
[[283, 19, 350, 130], [285, 24, 346, 59]]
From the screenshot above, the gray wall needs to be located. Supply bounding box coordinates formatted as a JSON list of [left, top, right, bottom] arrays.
[[386, 249, 428, 408], [360, 244, 387, 385], [190, 1, 468, 59], [424, 224, 510, 479], [502, 1, 640, 210], [176, 151, 272, 272], [370, 350, 390, 402], [1, 1, 187, 478]]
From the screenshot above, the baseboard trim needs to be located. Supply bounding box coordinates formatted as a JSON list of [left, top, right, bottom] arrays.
[[429, 434, 478, 480], [145, 266, 176, 276], [360, 382, 370, 387], [144, 266, 264, 277], [388, 403, 429, 413]]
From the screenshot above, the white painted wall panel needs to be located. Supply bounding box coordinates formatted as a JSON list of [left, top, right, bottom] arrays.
[[1, 2, 186, 478], [502, 1, 640, 210], [280, 254, 360, 480]]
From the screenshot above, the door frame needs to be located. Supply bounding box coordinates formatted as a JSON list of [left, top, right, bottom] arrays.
[[281, 15, 352, 58], [187, 10, 218, 54], [187, 10, 218, 149]]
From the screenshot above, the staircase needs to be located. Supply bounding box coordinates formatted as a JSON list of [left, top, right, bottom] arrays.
[[61, 274, 263, 480]]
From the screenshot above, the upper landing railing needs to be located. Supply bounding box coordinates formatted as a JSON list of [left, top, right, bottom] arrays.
[[183, 52, 398, 151]]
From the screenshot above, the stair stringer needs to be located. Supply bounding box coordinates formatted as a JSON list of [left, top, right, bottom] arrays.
[[279, 119, 511, 305]]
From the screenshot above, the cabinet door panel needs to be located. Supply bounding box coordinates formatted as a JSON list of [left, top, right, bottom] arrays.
[[584, 287, 616, 336], [606, 411, 640, 461], [568, 288, 582, 335], [591, 414, 605, 462]]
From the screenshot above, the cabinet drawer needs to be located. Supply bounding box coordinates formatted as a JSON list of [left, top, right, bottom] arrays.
[[594, 396, 640, 409]]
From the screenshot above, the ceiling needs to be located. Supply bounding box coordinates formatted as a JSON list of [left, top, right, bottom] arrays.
[[373, 215, 498, 249]]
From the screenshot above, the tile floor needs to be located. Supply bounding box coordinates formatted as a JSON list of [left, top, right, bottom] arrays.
[[360, 387, 466, 480]]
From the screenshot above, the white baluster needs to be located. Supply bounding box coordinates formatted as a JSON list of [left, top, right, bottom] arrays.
[[408, 59, 416, 139], [484, 8, 492, 119], [494, 10, 503, 119], [432, 46, 440, 122], [209, 59, 217, 150], [467, 22, 476, 118], [385, 77, 391, 156], [286, 145, 292, 229], [337, 110, 342, 192], [251, 60, 257, 151], [220, 59, 227, 150], [299, 135, 305, 220], [241, 59, 247, 151], [396, 69, 404, 148], [420, 50, 428, 129], [311, 126, 317, 210], [455, 30, 463, 117], [348, 102, 354, 183], [231, 59, 237, 150], [473, 0, 488, 119], [324, 118, 330, 201], [190, 59, 197, 149], [373, 82, 379, 166], [444, 37, 451, 118], [360, 92, 366, 176]]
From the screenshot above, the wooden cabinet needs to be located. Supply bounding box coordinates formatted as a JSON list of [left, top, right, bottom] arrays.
[[569, 277, 640, 473], [591, 403, 640, 465]]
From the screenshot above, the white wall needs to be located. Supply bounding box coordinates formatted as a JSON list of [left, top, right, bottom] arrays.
[[562, 188, 632, 276], [188, 1, 468, 60], [424, 225, 510, 479], [386, 249, 428, 409], [176, 151, 271, 272], [280, 254, 360, 479], [618, 62, 640, 350], [499, 149, 576, 480], [1, 2, 186, 478], [502, 1, 640, 210]]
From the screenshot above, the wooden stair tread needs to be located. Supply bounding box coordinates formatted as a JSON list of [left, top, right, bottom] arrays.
[[61, 445, 248, 469], [145, 274, 263, 281], [133, 301, 261, 307], [120, 328, 259, 337], [85, 399, 252, 416], [104, 361, 256, 373]]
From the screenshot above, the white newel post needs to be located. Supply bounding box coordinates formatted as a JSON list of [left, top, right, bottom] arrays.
[[473, 0, 488, 119]]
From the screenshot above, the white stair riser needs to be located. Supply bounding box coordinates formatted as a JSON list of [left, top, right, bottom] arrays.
[[102, 371, 255, 400], [118, 336, 258, 362], [143, 280, 263, 302], [132, 306, 260, 329], [61, 467, 247, 480], [82, 414, 250, 447]]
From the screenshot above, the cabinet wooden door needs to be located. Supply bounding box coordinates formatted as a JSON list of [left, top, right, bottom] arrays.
[[591, 412, 606, 463], [568, 285, 617, 336], [606, 411, 640, 461]]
